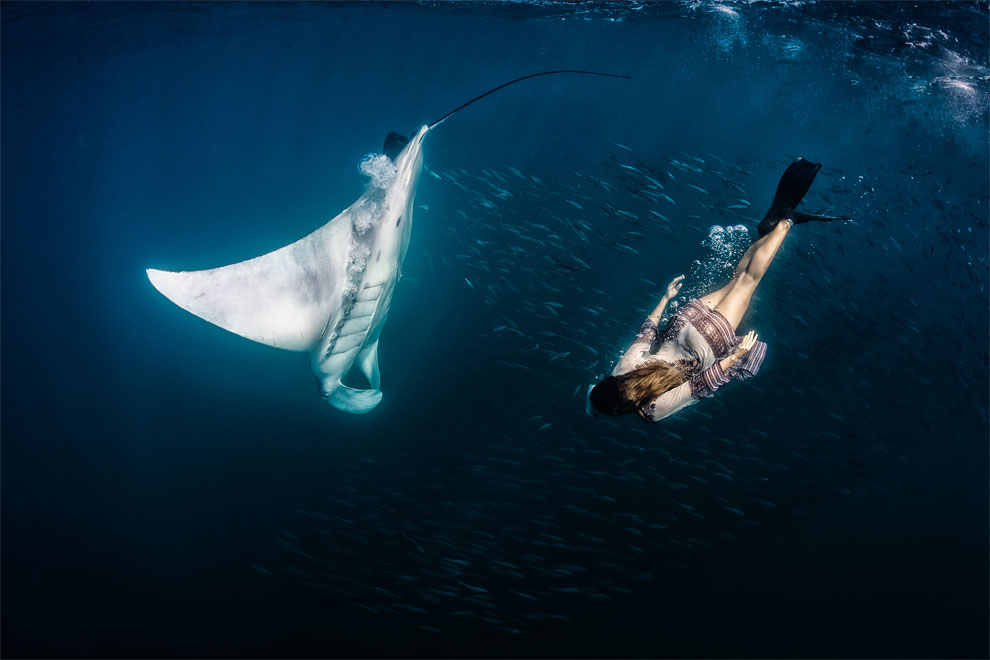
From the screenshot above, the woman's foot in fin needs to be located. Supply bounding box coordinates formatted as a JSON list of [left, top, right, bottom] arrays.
[[758, 157, 823, 236], [791, 210, 851, 226]]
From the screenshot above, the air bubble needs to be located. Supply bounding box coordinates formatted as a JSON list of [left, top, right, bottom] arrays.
[[359, 153, 397, 189]]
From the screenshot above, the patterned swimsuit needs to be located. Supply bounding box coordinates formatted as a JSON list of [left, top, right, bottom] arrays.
[[615, 299, 768, 422]]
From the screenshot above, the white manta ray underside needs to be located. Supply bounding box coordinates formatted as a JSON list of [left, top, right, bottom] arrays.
[[148, 126, 429, 414], [146, 70, 629, 416]]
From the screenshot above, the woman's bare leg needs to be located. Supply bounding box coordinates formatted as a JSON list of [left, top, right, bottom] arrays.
[[697, 283, 734, 310], [698, 229, 772, 309], [713, 219, 791, 330]]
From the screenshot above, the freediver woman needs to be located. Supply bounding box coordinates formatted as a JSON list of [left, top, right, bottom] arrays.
[[588, 158, 845, 422]]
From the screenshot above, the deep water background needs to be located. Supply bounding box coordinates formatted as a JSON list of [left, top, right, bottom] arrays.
[[2, 2, 988, 658]]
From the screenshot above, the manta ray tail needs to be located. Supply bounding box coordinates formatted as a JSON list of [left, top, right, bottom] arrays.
[[429, 69, 631, 129]]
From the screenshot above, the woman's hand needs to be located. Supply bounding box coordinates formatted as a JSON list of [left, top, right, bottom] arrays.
[[649, 275, 686, 324], [719, 330, 757, 373], [734, 330, 758, 357]]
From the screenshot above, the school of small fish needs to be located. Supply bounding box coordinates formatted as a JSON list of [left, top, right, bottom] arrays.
[[255, 140, 987, 637]]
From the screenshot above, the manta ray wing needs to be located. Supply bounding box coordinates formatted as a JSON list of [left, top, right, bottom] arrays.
[[146, 206, 355, 352]]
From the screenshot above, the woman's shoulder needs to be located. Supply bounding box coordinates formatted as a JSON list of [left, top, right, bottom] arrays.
[[633, 317, 659, 342]]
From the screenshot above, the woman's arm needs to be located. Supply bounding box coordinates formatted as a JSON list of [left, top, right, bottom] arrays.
[[691, 330, 759, 398], [647, 275, 685, 324], [718, 330, 758, 372], [613, 319, 658, 375], [615, 276, 687, 376]]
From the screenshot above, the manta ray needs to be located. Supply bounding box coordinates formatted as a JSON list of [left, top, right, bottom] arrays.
[[147, 70, 628, 414]]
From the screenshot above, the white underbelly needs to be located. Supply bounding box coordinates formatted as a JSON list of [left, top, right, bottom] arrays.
[[315, 278, 392, 375]]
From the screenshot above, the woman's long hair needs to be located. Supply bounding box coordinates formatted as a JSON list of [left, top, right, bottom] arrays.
[[589, 360, 686, 416]]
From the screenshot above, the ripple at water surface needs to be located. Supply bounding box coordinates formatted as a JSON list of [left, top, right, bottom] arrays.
[[1, 2, 987, 657]]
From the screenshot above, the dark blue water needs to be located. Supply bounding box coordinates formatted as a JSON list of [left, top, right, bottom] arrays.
[[3, 2, 987, 657]]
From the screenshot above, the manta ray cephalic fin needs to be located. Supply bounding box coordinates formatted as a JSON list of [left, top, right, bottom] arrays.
[[326, 383, 383, 414], [356, 340, 382, 390]]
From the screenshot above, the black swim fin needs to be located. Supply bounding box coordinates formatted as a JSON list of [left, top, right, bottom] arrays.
[[791, 210, 851, 224], [758, 157, 830, 236]]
